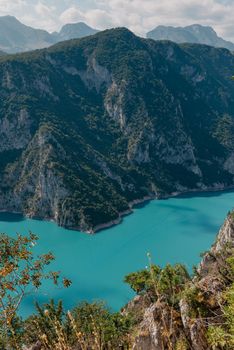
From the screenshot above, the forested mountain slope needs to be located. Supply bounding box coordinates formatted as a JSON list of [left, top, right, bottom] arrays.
[[0, 28, 233, 232]]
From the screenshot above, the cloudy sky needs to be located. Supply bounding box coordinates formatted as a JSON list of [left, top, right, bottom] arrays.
[[0, 0, 233, 41]]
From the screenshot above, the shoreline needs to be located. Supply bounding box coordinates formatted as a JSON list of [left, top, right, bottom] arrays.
[[1, 185, 234, 234], [90, 184, 234, 233]]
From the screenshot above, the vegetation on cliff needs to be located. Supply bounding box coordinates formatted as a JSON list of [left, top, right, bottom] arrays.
[[0, 213, 234, 349], [123, 214, 234, 349], [0, 28, 233, 231]]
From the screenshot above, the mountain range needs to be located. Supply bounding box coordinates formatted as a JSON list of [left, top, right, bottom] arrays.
[[147, 24, 234, 51], [1, 16, 234, 54], [52, 22, 99, 42], [0, 15, 99, 53], [0, 28, 233, 232]]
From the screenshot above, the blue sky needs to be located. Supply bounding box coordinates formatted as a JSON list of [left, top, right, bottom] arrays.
[[0, 0, 233, 41]]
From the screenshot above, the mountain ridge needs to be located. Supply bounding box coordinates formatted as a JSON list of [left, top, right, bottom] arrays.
[[54, 22, 99, 42], [0, 15, 55, 53], [147, 24, 234, 51], [0, 28, 233, 232], [0, 15, 99, 53], [0, 15, 234, 53]]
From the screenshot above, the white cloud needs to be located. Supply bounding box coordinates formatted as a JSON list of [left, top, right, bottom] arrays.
[[0, 0, 233, 41], [35, 2, 54, 16], [85, 9, 113, 28], [59, 5, 113, 29], [0, 0, 27, 12], [59, 6, 84, 24], [90, 0, 234, 40]]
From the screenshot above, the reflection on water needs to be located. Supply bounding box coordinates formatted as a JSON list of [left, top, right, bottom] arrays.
[[0, 212, 24, 222]]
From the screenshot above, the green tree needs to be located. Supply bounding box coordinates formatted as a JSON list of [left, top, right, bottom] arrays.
[[124, 260, 190, 305], [0, 232, 71, 349]]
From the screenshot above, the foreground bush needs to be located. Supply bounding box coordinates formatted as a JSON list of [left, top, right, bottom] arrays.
[[21, 300, 134, 349]]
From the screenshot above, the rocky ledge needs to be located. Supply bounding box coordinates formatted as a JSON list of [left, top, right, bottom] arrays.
[[124, 213, 234, 350]]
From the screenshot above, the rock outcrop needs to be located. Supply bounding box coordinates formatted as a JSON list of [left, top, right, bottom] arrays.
[[129, 214, 234, 349]]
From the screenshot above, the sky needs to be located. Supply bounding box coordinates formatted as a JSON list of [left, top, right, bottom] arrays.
[[0, 0, 233, 41]]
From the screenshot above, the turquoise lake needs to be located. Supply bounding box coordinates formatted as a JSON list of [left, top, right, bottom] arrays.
[[1, 190, 234, 317]]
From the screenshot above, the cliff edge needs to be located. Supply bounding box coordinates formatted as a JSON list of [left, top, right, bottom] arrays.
[[125, 213, 234, 349]]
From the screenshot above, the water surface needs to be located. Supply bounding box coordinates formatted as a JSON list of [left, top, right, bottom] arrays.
[[0, 190, 233, 317]]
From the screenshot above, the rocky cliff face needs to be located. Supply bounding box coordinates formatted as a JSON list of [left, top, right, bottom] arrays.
[[0, 28, 233, 231], [128, 214, 234, 349]]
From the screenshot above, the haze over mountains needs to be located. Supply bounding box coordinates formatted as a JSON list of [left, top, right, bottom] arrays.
[[0, 15, 234, 53], [147, 24, 234, 51], [0, 15, 99, 53], [52, 22, 99, 42], [0, 16, 55, 53]]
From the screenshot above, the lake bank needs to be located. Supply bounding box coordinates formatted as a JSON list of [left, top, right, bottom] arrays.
[[1, 189, 234, 317]]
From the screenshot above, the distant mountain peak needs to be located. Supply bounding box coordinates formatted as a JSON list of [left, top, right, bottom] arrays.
[[61, 21, 93, 29], [186, 24, 217, 38], [0, 15, 27, 27], [147, 24, 234, 51], [0, 15, 18, 20], [187, 23, 212, 29], [58, 22, 99, 40], [0, 16, 99, 53]]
